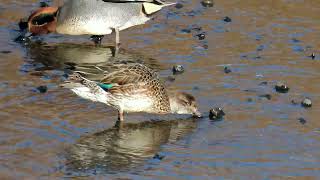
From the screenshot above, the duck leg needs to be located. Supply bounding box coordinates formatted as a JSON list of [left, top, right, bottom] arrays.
[[115, 27, 120, 54], [90, 35, 104, 46], [118, 109, 124, 121]]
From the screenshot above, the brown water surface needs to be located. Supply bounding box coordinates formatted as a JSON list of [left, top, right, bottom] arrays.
[[0, 0, 320, 179]]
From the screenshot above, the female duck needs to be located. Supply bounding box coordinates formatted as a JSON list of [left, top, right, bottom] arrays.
[[28, 0, 175, 48], [61, 64, 201, 121]]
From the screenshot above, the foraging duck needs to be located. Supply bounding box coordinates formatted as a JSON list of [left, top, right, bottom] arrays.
[[61, 64, 201, 121], [27, 0, 175, 49]]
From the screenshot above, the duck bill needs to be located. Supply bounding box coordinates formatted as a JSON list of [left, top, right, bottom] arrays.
[[28, 7, 58, 35]]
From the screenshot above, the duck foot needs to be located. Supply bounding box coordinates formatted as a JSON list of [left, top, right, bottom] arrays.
[[90, 35, 104, 45]]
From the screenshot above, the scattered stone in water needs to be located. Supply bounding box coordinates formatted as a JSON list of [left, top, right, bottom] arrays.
[[201, 0, 214, 7], [298, 117, 307, 125], [309, 53, 315, 60], [259, 81, 268, 86], [196, 33, 206, 40], [175, 3, 183, 9], [224, 67, 232, 74], [223, 16, 232, 23], [259, 94, 272, 100], [0, 50, 11, 54], [172, 65, 184, 74], [36, 85, 48, 93], [153, 153, 165, 160], [275, 82, 289, 93], [301, 98, 312, 108], [209, 107, 225, 120]]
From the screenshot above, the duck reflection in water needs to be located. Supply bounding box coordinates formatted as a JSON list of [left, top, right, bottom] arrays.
[[23, 42, 162, 77], [64, 118, 197, 175]]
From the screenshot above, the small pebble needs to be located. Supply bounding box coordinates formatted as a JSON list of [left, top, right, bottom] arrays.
[[301, 98, 312, 108], [36, 85, 48, 93], [223, 16, 232, 23], [153, 153, 165, 160], [259, 94, 272, 100], [275, 82, 289, 93], [291, 99, 299, 105], [201, 0, 214, 7], [172, 65, 184, 74], [175, 3, 183, 9], [196, 33, 206, 40], [298, 117, 307, 125], [209, 107, 225, 120], [224, 67, 232, 74], [309, 53, 315, 60]]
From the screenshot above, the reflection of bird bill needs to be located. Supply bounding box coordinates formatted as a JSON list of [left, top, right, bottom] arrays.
[[64, 119, 197, 174]]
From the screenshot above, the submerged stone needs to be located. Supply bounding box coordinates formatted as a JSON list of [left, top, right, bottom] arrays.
[[36, 85, 48, 93], [153, 153, 165, 160], [223, 16, 232, 23], [224, 67, 232, 74], [201, 0, 214, 7], [298, 117, 307, 125]]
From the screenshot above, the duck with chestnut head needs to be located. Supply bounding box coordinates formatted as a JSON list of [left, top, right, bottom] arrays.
[[27, 0, 175, 50], [61, 64, 201, 121]]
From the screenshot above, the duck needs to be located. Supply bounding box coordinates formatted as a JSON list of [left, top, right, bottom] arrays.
[[27, 0, 175, 50], [61, 64, 201, 121]]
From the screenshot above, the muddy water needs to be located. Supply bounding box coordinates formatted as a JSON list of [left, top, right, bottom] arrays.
[[1, 0, 320, 179]]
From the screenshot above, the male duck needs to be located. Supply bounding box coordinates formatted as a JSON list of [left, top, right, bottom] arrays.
[[27, 0, 175, 49], [61, 64, 201, 121]]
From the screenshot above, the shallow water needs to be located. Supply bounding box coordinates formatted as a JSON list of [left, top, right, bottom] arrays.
[[1, 0, 320, 179]]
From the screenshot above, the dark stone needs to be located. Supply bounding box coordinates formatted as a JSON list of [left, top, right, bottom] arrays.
[[175, 3, 183, 9], [259, 81, 268, 86], [298, 117, 307, 125], [301, 98, 312, 108], [0, 50, 11, 54], [209, 107, 225, 120], [36, 85, 47, 93], [201, 0, 214, 7], [275, 82, 289, 93], [196, 33, 206, 40], [259, 94, 272, 100], [223, 16, 232, 23], [247, 98, 253, 102], [172, 65, 184, 74], [224, 67, 232, 74], [153, 153, 165, 160]]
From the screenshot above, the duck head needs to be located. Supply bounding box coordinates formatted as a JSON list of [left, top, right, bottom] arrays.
[[169, 92, 202, 118], [28, 7, 58, 35]]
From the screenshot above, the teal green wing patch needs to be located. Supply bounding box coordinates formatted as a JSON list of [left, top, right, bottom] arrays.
[[97, 83, 113, 91]]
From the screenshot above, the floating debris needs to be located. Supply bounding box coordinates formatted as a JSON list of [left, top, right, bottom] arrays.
[[224, 67, 232, 74], [275, 82, 289, 93], [301, 98, 312, 108], [298, 117, 307, 125], [209, 107, 225, 120], [36, 85, 48, 93], [172, 65, 184, 74], [153, 153, 165, 160], [201, 0, 214, 7], [223, 16, 232, 23]]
